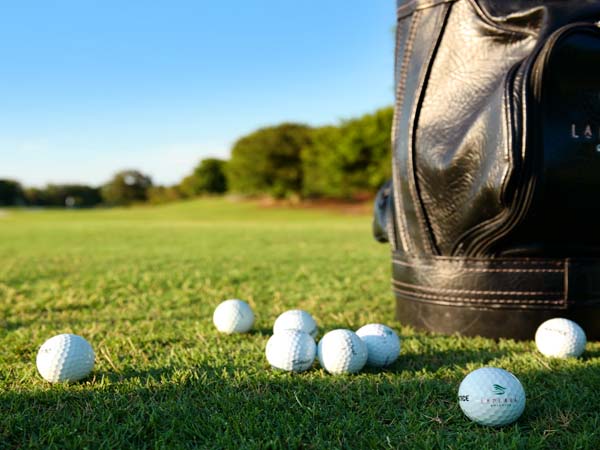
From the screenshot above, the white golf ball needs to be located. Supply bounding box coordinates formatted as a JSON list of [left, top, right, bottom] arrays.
[[317, 329, 368, 374], [213, 299, 255, 334], [356, 323, 400, 367], [535, 318, 586, 358], [273, 309, 318, 338], [458, 367, 526, 427], [36, 334, 95, 383], [266, 329, 316, 372]]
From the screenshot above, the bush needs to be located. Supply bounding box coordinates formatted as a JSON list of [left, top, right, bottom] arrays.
[[179, 158, 228, 198], [0, 179, 25, 206], [101, 170, 153, 206], [147, 186, 183, 204], [301, 126, 344, 198], [341, 107, 393, 193], [24, 185, 102, 207], [302, 107, 393, 199], [227, 124, 312, 198]]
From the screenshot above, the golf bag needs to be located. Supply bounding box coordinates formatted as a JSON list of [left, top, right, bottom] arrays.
[[375, 0, 600, 339]]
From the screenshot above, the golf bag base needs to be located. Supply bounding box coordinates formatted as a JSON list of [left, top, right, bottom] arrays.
[[392, 252, 600, 340]]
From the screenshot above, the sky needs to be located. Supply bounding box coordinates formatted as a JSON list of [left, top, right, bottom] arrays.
[[0, 1, 395, 187]]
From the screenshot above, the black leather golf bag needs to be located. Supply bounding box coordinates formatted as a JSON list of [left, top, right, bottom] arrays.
[[375, 0, 600, 339]]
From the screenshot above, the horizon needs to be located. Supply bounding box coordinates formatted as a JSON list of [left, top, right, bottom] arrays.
[[0, 1, 395, 188]]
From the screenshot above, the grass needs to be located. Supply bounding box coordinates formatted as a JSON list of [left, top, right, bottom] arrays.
[[1, 198, 599, 449]]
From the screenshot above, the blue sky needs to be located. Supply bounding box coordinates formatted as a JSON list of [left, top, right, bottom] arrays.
[[0, 1, 395, 187]]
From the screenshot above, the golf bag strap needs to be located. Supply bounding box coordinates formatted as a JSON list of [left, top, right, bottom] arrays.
[[392, 252, 600, 310]]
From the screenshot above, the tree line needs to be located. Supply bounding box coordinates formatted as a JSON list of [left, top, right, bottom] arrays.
[[0, 106, 392, 207]]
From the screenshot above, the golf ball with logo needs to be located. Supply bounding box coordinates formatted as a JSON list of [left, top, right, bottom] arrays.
[[317, 329, 368, 374], [535, 318, 586, 358], [266, 329, 316, 372], [273, 309, 318, 338], [458, 367, 526, 427], [356, 323, 400, 367], [213, 299, 255, 334], [36, 334, 95, 383]]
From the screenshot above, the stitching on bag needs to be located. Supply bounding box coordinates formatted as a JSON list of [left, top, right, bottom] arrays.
[[392, 255, 564, 266], [393, 286, 564, 304], [394, 288, 567, 309], [392, 279, 562, 296], [392, 258, 564, 273], [393, 254, 564, 265], [564, 259, 569, 304], [392, 257, 564, 268]]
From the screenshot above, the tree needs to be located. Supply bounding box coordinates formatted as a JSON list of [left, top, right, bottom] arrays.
[[179, 158, 227, 198], [24, 185, 102, 207], [338, 106, 393, 193], [0, 179, 24, 206], [147, 185, 182, 204], [101, 170, 153, 206], [302, 107, 393, 198], [227, 123, 313, 198], [23, 187, 46, 206], [301, 126, 344, 198]]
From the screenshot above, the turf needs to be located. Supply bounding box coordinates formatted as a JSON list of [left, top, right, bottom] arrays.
[[0, 199, 599, 449]]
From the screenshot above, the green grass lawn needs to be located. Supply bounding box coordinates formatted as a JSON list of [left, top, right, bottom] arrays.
[[1, 199, 599, 449]]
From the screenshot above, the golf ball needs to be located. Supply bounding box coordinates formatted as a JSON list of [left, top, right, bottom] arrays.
[[266, 329, 316, 372], [273, 309, 318, 338], [356, 323, 400, 367], [458, 367, 526, 427], [317, 329, 368, 374], [535, 318, 586, 358], [213, 299, 255, 334], [36, 334, 95, 383]]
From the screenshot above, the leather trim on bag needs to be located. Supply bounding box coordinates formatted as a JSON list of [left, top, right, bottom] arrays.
[[394, 5, 452, 256], [391, 13, 420, 254], [397, 0, 457, 20], [470, 0, 543, 38], [390, 253, 600, 310], [392, 279, 561, 296], [393, 288, 564, 308], [407, 5, 452, 256]]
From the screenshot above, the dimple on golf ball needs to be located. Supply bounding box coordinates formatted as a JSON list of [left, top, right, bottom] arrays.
[[213, 299, 255, 334], [266, 329, 316, 372], [535, 318, 586, 358], [273, 309, 318, 338], [356, 323, 400, 367], [317, 329, 368, 374], [36, 334, 95, 383], [458, 367, 526, 427]]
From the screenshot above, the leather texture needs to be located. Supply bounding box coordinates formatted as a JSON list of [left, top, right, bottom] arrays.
[[376, 0, 600, 339]]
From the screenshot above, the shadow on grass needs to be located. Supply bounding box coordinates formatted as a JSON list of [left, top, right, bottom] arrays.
[[0, 363, 455, 449], [0, 319, 31, 332], [390, 346, 509, 374], [2, 358, 599, 449], [248, 327, 273, 336], [581, 347, 600, 360], [92, 366, 177, 384]]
